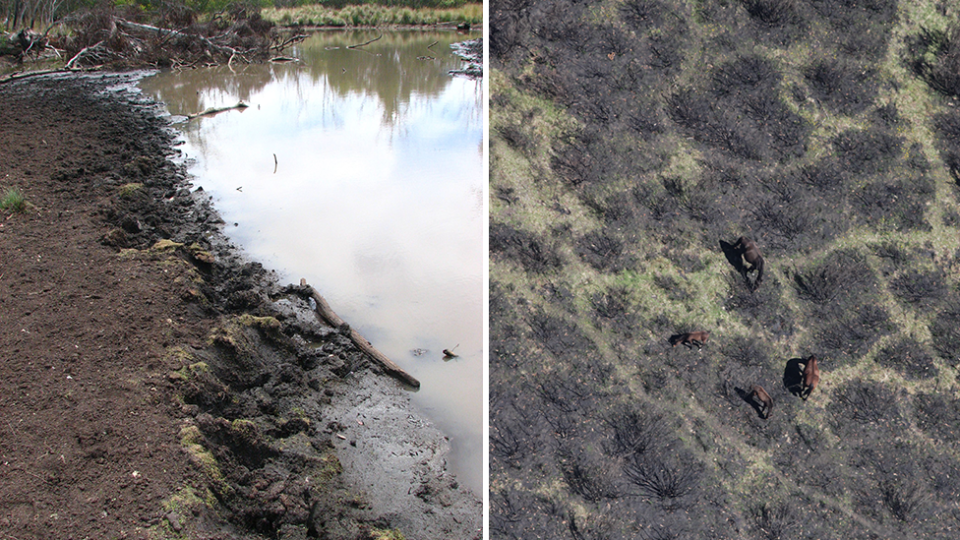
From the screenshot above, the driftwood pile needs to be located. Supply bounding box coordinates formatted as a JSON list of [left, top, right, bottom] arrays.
[[62, 7, 288, 69], [2, 6, 304, 73]]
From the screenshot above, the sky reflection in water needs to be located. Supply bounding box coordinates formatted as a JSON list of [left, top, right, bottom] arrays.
[[140, 30, 483, 494]]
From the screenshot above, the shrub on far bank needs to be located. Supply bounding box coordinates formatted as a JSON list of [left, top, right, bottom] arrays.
[[264, 1, 482, 26]]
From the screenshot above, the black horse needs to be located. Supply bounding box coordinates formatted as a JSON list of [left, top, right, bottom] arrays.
[[736, 385, 774, 419], [721, 236, 765, 290]]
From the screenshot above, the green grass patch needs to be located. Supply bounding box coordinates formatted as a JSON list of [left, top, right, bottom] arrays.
[[1, 188, 26, 213], [118, 182, 143, 198]]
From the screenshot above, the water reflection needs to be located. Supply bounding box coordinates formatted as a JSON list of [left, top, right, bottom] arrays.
[[139, 30, 483, 495]]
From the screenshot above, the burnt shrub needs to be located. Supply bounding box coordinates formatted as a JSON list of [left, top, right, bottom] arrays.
[[810, 0, 898, 61], [874, 337, 938, 380], [489, 0, 535, 62], [933, 110, 960, 186], [669, 55, 808, 162], [880, 478, 930, 524], [890, 268, 947, 308], [914, 392, 960, 443], [719, 335, 771, 367], [667, 88, 766, 161], [793, 249, 877, 306], [576, 227, 634, 273], [853, 444, 933, 525], [774, 441, 843, 494], [625, 104, 666, 140], [495, 122, 541, 156], [602, 402, 673, 458], [906, 141, 931, 172], [793, 161, 846, 192], [540, 281, 580, 316], [833, 380, 903, 427], [739, 0, 806, 46], [928, 299, 960, 365], [490, 488, 569, 540], [568, 511, 634, 540], [871, 240, 912, 268], [557, 442, 622, 503], [617, 0, 690, 75], [490, 386, 542, 468], [538, 371, 599, 418], [711, 54, 781, 98], [652, 274, 690, 302], [550, 136, 603, 189], [644, 22, 688, 73], [749, 502, 798, 540], [907, 25, 960, 98], [711, 55, 809, 158], [750, 193, 837, 249], [624, 447, 702, 508], [681, 182, 724, 226], [816, 303, 892, 360], [490, 222, 563, 274], [725, 274, 794, 336], [851, 174, 934, 232], [620, 0, 668, 31], [591, 287, 638, 336], [832, 126, 903, 176], [804, 58, 877, 116], [633, 181, 682, 223], [593, 190, 640, 229], [529, 309, 598, 362]]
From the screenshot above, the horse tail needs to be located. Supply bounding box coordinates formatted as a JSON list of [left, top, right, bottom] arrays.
[[755, 256, 764, 284]]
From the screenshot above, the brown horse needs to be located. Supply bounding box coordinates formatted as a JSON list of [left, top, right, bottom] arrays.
[[669, 331, 710, 349], [748, 385, 774, 419], [800, 355, 820, 401], [732, 236, 764, 288]]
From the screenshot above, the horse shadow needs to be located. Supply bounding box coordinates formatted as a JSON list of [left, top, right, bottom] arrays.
[[782, 357, 806, 398], [735, 386, 769, 419]]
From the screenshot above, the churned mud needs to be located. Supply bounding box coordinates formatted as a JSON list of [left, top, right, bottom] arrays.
[[0, 73, 480, 539]]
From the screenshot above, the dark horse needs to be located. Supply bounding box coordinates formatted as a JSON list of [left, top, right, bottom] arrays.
[[732, 236, 764, 288], [735, 385, 774, 419], [799, 355, 820, 401], [669, 331, 710, 350], [748, 385, 774, 419]]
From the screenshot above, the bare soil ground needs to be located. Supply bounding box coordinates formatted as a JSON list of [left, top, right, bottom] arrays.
[[0, 73, 480, 540]]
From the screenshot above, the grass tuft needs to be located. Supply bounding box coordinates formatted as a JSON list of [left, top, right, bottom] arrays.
[[1, 188, 26, 213]]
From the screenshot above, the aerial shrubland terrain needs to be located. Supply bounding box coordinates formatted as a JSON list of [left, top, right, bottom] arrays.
[[490, 1, 960, 538]]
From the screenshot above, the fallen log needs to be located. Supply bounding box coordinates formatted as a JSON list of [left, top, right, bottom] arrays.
[[347, 34, 382, 49], [298, 279, 420, 389], [186, 101, 249, 120]]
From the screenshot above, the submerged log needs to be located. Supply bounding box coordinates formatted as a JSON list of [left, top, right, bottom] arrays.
[[298, 279, 420, 389], [186, 102, 249, 120]]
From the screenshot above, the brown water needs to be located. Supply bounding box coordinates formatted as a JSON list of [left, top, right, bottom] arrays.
[[139, 29, 483, 494]]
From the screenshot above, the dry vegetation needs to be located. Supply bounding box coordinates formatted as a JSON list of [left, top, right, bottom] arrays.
[[491, 0, 960, 538], [2, 1, 293, 73]]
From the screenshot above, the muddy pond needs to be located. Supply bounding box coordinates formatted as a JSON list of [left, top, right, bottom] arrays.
[[139, 30, 483, 494]]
